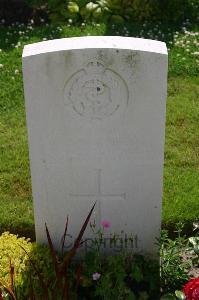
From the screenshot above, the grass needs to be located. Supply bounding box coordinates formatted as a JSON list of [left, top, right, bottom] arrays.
[[163, 76, 199, 228], [0, 20, 198, 237]]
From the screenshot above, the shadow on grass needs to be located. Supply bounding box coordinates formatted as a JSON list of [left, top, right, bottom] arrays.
[[0, 225, 35, 241], [104, 20, 198, 45], [0, 24, 63, 51], [0, 221, 195, 244], [0, 19, 198, 52]]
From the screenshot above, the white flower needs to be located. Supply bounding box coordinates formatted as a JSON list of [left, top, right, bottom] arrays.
[[92, 273, 101, 280], [0, 64, 3, 68], [15, 69, 19, 75], [193, 52, 199, 56]]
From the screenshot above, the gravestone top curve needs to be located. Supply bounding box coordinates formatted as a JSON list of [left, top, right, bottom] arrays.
[[22, 36, 167, 58]]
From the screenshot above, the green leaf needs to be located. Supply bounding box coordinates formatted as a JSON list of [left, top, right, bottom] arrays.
[[125, 8, 134, 15], [127, 292, 136, 300], [49, 12, 65, 23], [175, 290, 186, 299], [130, 264, 144, 283], [80, 7, 90, 18], [110, 15, 124, 23], [86, 2, 98, 11], [189, 237, 199, 246], [68, 2, 79, 13], [138, 291, 149, 299], [48, 0, 63, 9], [193, 245, 199, 255], [160, 294, 176, 300], [92, 7, 103, 18]]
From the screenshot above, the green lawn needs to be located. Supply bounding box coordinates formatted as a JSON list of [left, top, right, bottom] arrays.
[[163, 76, 199, 228], [0, 21, 198, 238]]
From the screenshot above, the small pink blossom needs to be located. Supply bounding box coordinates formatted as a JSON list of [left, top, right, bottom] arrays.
[[101, 220, 111, 229], [92, 272, 101, 281]]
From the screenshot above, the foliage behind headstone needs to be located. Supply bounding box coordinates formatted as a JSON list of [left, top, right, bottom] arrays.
[[0, 0, 198, 24], [26, 0, 199, 24]]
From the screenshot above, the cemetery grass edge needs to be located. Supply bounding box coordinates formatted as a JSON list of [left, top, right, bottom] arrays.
[[0, 22, 198, 238]]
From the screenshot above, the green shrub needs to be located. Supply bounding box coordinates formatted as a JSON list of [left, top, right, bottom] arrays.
[[2, 0, 197, 24], [0, 225, 198, 299], [0, 203, 95, 299], [0, 232, 53, 298], [26, 0, 199, 24], [47, 0, 110, 23], [0, 232, 161, 299], [0, 0, 33, 24], [0, 232, 32, 287], [160, 228, 189, 293], [157, 0, 199, 22], [18, 243, 56, 299]]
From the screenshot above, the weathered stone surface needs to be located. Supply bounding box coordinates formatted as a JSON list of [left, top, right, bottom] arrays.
[[23, 36, 167, 255]]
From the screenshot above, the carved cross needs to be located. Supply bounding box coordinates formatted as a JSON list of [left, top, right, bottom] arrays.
[[70, 169, 126, 228]]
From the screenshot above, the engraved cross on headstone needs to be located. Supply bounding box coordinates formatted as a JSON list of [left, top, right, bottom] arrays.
[[70, 169, 126, 228]]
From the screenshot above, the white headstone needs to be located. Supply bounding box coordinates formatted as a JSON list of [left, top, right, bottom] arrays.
[[23, 36, 167, 255]]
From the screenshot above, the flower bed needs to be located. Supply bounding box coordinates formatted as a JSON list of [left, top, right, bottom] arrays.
[[0, 206, 198, 299]]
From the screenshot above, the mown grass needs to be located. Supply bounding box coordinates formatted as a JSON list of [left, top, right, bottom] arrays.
[[163, 76, 199, 228], [0, 21, 198, 237]]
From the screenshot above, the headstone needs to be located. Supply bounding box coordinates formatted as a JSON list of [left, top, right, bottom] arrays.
[[23, 36, 167, 255]]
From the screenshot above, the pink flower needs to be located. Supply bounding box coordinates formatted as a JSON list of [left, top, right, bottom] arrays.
[[92, 272, 101, 281], [101, 220, 111, 229]]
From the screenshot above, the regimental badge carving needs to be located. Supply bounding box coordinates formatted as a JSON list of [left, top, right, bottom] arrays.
[[64, 60, 129, 119]]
